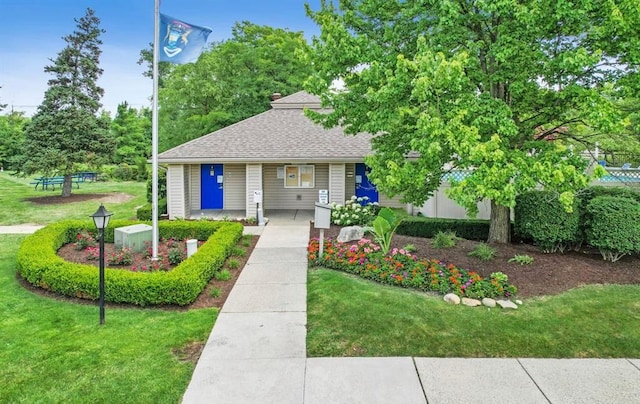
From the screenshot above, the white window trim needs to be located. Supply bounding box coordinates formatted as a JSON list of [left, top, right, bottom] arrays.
[[284, 164, 315, 188]]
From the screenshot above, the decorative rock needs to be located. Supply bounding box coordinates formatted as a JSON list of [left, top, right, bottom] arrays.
[[515, 299, 523, 305], [337, 226, 365, 242], [481, 298, 496, 308], [443, 293, 461, 305], [461, 297, 482, 307], [497, 299, 518, 309]]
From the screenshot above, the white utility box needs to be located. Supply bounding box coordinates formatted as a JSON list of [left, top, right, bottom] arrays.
[[114, 224, 152, 252], [314, 202, 332, 229]]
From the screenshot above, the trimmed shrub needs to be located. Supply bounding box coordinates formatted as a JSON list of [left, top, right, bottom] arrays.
[[514, 190, 580, 253], [397, 217, 492, 241], [17, 219, 243, 306], [585, 196, 640, 262], [576, 186, 640, 242], [136, 205, 152, 221]]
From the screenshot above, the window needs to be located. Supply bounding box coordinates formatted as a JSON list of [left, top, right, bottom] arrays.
[[284, 165, 315, 188]]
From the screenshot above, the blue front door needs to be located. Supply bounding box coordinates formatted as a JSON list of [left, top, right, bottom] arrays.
[[201, 164, 224, 209], [355, 163, 379, 203]]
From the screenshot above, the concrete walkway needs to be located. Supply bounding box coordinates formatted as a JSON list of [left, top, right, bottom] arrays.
[[0, 224, 45, 234], [182, 215, 640, 404]]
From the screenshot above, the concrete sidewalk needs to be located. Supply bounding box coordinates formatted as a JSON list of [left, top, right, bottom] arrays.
[[0, 224, 44, 234]]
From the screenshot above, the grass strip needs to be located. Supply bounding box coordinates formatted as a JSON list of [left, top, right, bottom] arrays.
[[307, 269, 640, 358]]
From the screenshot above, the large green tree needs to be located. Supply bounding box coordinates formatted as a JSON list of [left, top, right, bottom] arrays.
[[156, 21, 313, 151], [0, 111, 28, 171], [304, 0, 640, 242], [110, 101, 151, 165], [22, 8, 114, 196]]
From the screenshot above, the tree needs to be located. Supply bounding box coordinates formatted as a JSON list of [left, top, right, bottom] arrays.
[[110, 101, 151, 164], [156, 22, 313, 151], [21, 8, 114, 197], [0, 111, 28, 171], [304, 0, 640, 243], [0, 86, 7, 112]]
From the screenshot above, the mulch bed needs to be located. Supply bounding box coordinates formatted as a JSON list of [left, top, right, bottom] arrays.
[[310, 224, 640, 298]]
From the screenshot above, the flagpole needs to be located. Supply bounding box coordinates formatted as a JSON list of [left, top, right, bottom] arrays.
[[151, 0, 160, 260]]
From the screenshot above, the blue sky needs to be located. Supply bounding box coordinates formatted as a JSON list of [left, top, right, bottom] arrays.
[[0, 0, 321, 116]]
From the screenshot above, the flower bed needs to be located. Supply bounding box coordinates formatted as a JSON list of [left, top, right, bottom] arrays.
[[308, 238, 517, 299]]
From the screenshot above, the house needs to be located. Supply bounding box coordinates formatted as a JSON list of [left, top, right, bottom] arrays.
[[157, 91, 404, 219]]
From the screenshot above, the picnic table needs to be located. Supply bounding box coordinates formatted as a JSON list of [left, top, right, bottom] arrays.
[[30, 176, 82, 191]]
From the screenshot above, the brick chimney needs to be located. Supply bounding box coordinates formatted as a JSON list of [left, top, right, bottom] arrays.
[[271, 92, 282, 101]]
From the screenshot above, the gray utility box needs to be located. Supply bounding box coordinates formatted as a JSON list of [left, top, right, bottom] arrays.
[[114, 224, 153, 253]]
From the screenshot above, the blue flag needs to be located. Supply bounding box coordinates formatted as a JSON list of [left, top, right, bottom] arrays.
[[159, 14, 212, 64]]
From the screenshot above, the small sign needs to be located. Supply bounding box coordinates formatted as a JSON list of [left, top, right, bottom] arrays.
[[319, 189, 329, 204], [253, 190, 262, 204]]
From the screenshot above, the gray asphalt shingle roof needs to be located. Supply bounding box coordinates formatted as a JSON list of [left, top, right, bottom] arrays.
[[157, 91, 373, 163]]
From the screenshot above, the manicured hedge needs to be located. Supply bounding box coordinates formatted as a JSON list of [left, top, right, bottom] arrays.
[[397, 217, 492, 241], [17, 219, 243, 306], [585, 196, 640, 262], [514, 191, 580, 252]]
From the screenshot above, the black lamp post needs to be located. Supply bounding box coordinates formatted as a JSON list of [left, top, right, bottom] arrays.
[[91, 204, 113, 325]]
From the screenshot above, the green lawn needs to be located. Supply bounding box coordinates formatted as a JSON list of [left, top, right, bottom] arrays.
[[0, 172, 146, 225], [0, 235, 216, 403], [307, 269, 640, 358], [0, 175, 213, 402]]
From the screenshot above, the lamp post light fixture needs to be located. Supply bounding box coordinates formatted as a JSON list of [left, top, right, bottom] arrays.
[[90, 204, 113, 325]]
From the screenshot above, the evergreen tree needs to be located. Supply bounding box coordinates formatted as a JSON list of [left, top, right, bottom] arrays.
[[22, 8, 114, 197]]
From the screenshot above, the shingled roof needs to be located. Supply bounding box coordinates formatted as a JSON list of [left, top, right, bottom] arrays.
[[157, 91, 373, 163]]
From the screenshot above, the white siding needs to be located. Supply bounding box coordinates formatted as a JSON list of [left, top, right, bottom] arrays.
[[190, 165, 200, 211], [224, 164, 246, 210], [245, 164, 262, 217], [263, 163, 329, 209], [167, 164, 186, 219], [343, 163, 356, 203], [328, 164, 346, 204], [183, 165, 190, 218]]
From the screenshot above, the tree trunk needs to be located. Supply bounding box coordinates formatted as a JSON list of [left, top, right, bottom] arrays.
[[62, 174, 72, 197], [488, 200, 511, 243]]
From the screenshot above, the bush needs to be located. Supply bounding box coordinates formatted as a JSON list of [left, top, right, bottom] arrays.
[[431, 231, 459, 248], [397, 217, 493, 241], [16, 219, 243, 306], [585, 196, 640, 262], [468, 243, 496, 261], [330, 196, 378, 226], [514, 190, 580, 253], [576, 186, 640, 243]]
